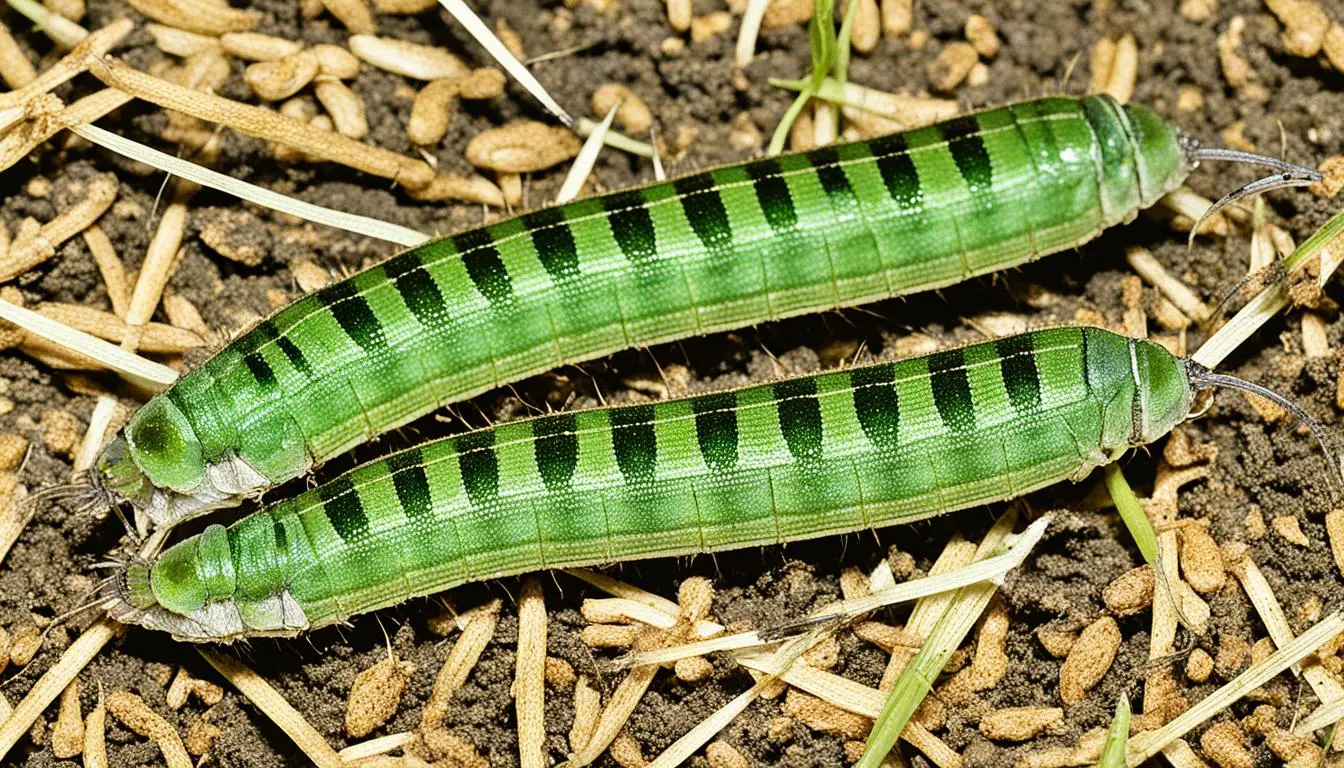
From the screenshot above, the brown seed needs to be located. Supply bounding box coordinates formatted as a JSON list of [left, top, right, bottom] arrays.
[[965, 14, 999, 57], [591, 84, 654, 135], [312, 45, 360, 79], [344, 653, 415, 738], [404, 174, 505, 206], [674, 655, 714, 682], [125, 0, 260, 35], [465, 120, 581, 173], [582, 624, 636, 648], [245, 51, 320, 101], [762, 0, 812, 29], [315, 78, 367, 139], [373, 0, 437, 10], [881, 0, 911, 36], [544, 656, 575, 688], [184, 715, 221, 757], [691, 12, 733, 43], [1058, 616, 1120, 703], [321, 0, 376, 34], [219, 32, 303, 61], [1272, 516, 1310, 547], [146, 24, 220, 57], [1325, 24, 1344, 73], [0, 434, 27, 472], [1180, 525, 1227, 594], [927, 42, 978, 93], [1215, 634, 1249, 678], [1200, 721, 1253, 768], [349, 35, 466, 81], [51, 679, 83, 759], [414, 728, 489, 767], [1186, 647, 1214, 682], [1218, 17, 1252, 89], [1103, 564, 1155, 615], [610, 730, 647, 768], [677, 576, 714, 623], [41, 410, 80, 460], [1180, 0, 1217, 22], [706, 740, 751, 768], [979, 706, 1064, 742], [1036, 627, 1077, 658]]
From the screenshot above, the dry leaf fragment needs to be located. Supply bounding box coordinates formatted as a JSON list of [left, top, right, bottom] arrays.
[[345, 653, 415, 738], [1058, 616, 1120, 703], [465, 121, 582, 173], [979, 707, 1063, 741]]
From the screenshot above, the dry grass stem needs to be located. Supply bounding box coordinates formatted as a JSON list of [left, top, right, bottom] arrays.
[[1131, 613, 1344, 761], [1159, 187, 1234, 235], [0, 17, 131, 111], [435, 0, 573, 125], [570, 675, 601, 754], [0, 298, 177, 388], [0, 172, 116, 281], [1126, 247, 1213, 324], [557, 102, 618, 203], [734, 0, 770, 67], [198, 648, 343, 768], [35, 303, 202, 353], [348, 34, 465, 80], [808, 79, 957, 129], [420, 598, 501, 732], [9, 0, 86, 47], [72, 124, 430, 246], [88, 57, 435, 189], [583, 597, 677, 630], [81, 226, 128, 318], [106, 690, 191, 768], [566, 665, 659, 767], [0, 21, 36, 87], [516, 579, 547, 768], [1090, 33, 1138, 103], [338, 730, 415, 762], [125, 0, 260, 35], [0, 88, 131, 172], [126, 199, 186, 330]]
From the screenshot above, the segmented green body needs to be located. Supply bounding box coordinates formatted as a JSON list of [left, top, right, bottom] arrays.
[[95, 95, 1192, 531], [107, 327, 1197, 640]]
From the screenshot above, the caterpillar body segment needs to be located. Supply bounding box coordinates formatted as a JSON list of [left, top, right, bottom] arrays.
[[104, 327, 1200, 641], [92, 95, 1218, 534]]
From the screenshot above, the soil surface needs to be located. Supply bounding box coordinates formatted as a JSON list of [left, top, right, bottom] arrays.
[[3, 0, 1344, 766]]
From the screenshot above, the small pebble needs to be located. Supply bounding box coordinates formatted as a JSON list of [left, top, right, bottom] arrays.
[[1186, 648, 1214, 682], [927, 42, 977, 93], [1272, 516, 1310, 547]]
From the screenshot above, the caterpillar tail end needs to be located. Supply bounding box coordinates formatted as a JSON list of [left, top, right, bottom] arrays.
[[99, 561, 310, 643]]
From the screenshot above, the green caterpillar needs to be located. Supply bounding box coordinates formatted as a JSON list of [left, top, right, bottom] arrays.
[[87, 94, 1317, 534], [104, 326, 1330, 642]]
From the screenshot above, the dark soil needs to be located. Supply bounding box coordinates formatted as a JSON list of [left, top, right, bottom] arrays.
[[3, 0, 1344, 766]]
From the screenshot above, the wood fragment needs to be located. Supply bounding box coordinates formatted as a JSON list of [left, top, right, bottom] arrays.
[[1126, 246, 1213, 324]]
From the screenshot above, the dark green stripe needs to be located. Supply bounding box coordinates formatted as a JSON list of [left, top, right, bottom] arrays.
[[523, 207, 579, 282], [774, 377, 822, 463], [387, 448, 432, 523], [235, 319, 277, 356], [674, 172, 733, 258], [315, 282, 386, 354], [272, 518, 287, 551], [806, 146, 855, 202], [928, 349, 975, 434], [275, 335, 311, 377], [851, 363, 899, 448], [454, 228, 513, 305], [867, 133, 922, 210], [1080, 96, 1134, 176], [533, 413, 579, 491], [243, 353, 276, 389], [692, 391, 738, 472], [603, 190, 657, 266], [939, 115, 993, 206], [744, 159, 798, 232], [457, 431, 499, 508], [385, 250, 448, 329], [995, 334, 1042, 414], [610, 404, 656, 484], [318, 475, 369, 542]]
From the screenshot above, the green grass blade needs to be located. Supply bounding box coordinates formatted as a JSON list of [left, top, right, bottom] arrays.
[[1103, 464, 1158, 566], [1099, 694, 1132, 768]]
